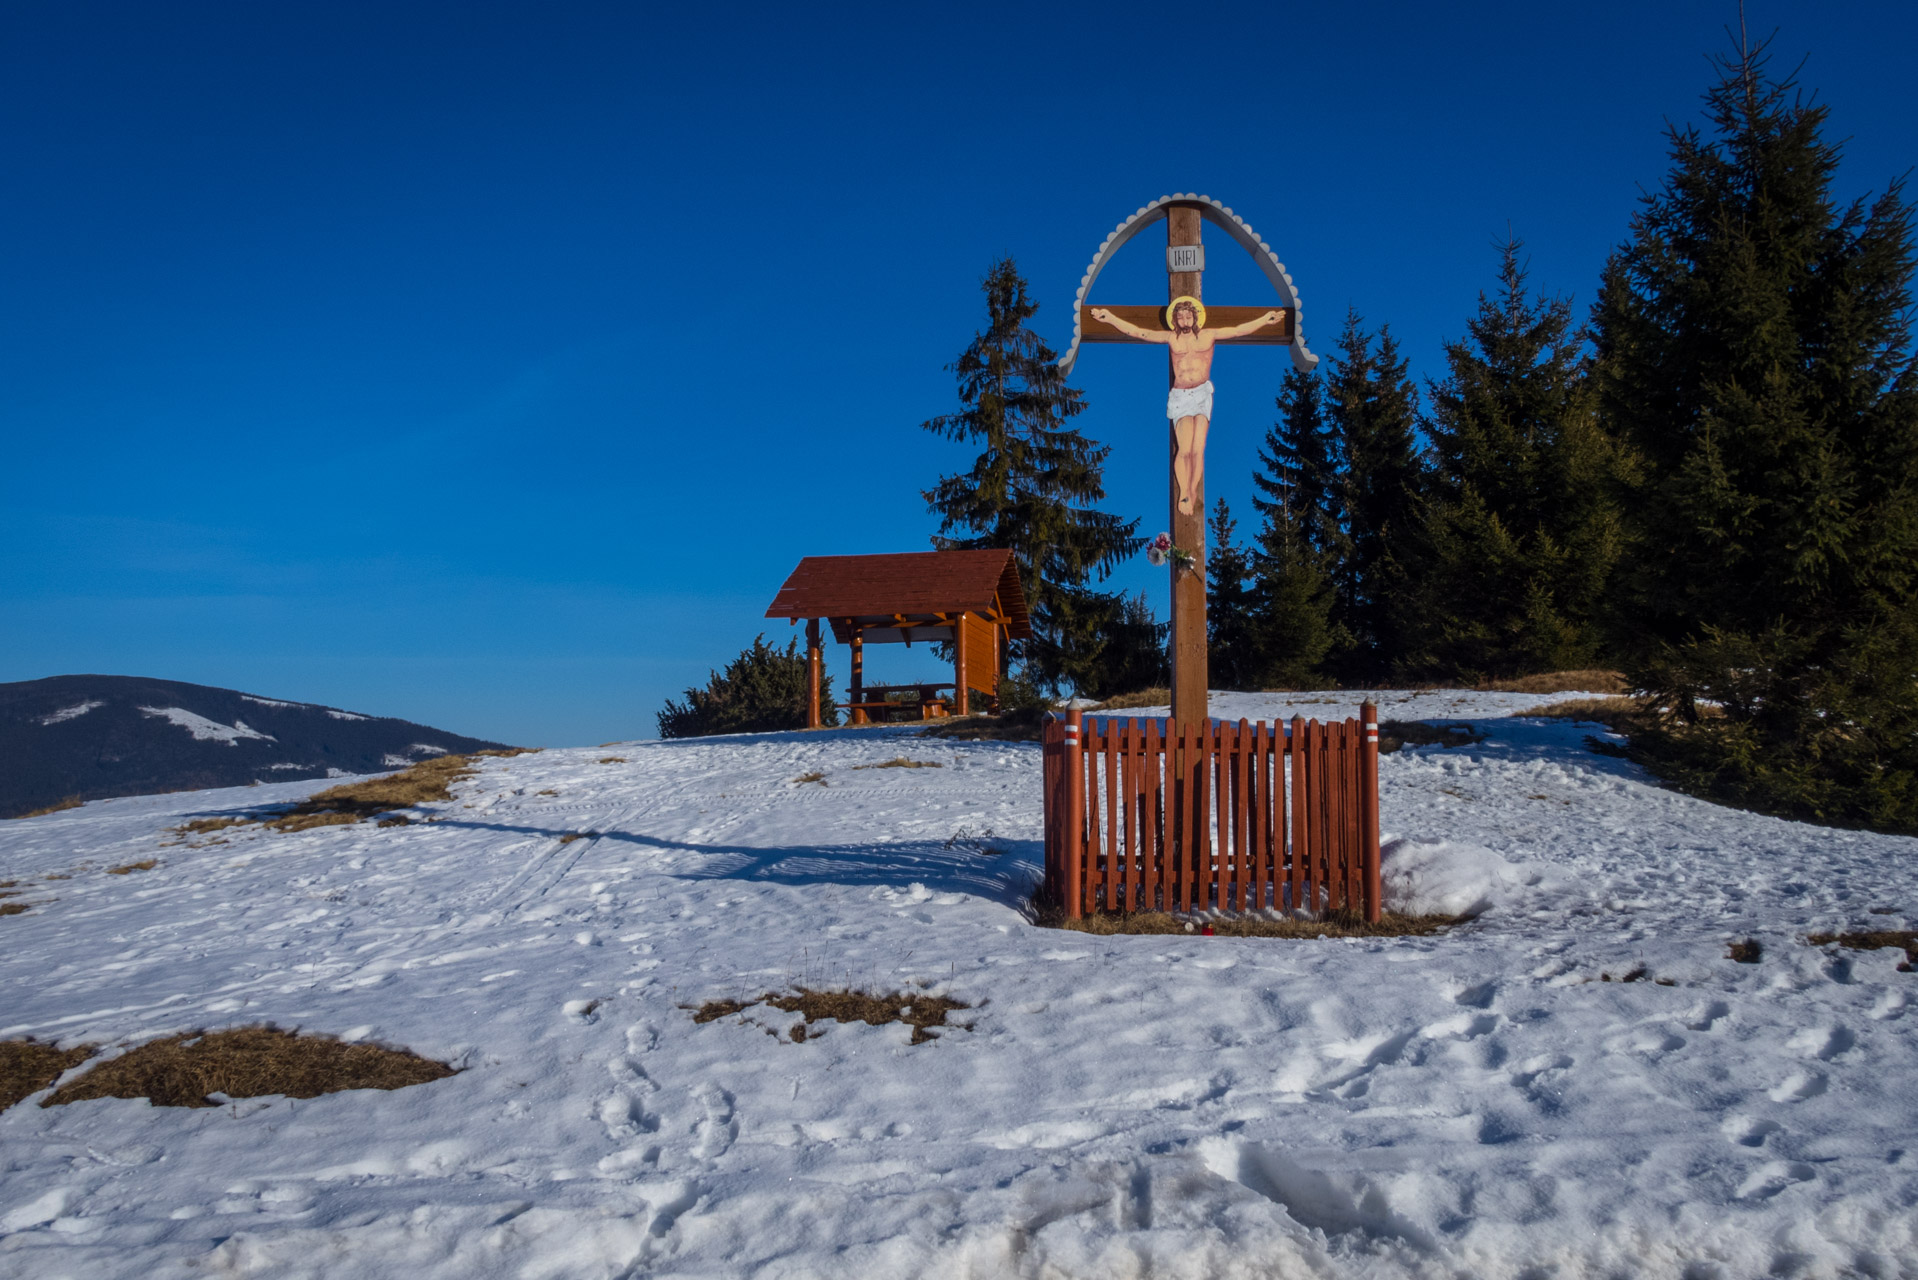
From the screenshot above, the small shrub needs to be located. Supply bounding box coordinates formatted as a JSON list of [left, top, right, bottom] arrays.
[[1727, 938, 1763, 963], [107, 860, 158, 875], [657, 635, 839, 739]]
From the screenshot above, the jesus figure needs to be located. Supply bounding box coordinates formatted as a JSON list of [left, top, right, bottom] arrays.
[[1090, 298, 1287, 514]]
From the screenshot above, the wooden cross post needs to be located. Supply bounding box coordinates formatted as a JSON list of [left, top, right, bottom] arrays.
[[1077, 207, 1298, 731]]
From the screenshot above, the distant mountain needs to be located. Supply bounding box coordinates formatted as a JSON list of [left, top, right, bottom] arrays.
[[1, 675, 512, 818]]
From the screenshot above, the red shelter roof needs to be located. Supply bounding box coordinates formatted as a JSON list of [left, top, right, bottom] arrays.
[[765, 550, 1032, 644]]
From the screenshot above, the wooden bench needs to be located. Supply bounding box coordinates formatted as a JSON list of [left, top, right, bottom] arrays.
[[844, 682, 954, 723]]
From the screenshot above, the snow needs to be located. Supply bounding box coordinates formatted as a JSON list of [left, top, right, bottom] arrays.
[[3, 691, 1917, 1278], [37, 701, 104, 726], [136, 706, 276, 745], [241, 695, 305, 709], [1379, 838, 1545, 918], [325, 709, 371, 721]]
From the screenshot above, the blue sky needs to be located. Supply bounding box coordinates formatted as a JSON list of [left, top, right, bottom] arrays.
[[4, 0, 1913, 746]]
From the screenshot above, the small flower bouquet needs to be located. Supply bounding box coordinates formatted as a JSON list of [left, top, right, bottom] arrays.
[[1145, 531, 1197, 573]]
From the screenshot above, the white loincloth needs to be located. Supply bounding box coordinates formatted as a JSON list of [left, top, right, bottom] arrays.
[[1167, 380, 1214, 421]]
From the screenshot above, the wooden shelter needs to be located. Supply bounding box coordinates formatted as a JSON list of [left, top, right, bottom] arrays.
[[765, 550, 1031, 726]]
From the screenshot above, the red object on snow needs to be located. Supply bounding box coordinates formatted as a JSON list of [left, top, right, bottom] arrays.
[[1201, 924, 1215, 937]]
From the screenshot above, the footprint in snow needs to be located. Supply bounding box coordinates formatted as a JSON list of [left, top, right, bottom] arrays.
[[1735, 1159, 1816, 1199], [1769, 1069, 1828, 1103], [1786, 1025, 1855, 1061], [691, 1083, 736, 1162], [1684, 999, 1730, 1032], [1722, 1115, 1784, 1148]]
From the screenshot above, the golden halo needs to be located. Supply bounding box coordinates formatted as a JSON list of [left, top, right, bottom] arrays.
[[1166, 295, 1206, 330]]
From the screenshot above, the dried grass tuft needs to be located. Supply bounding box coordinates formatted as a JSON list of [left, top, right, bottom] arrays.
[[1727, 938, 1763, 963], [793, 771, 827, 786], [1, 1039, 94, 1111], [557, 832, 597, 845], [14, 796, 84, 820], [851, 758, 943, 771], [1806, 930, 1918, 970], [1095, 688, 1171, 710], [689, 988, 971, 1045], [107, 860, 158, 875], [1485, 670, 1628, 695], [42, 1025, 457, 1109], [1, 903, 32, 917], [598, 757, 628, 765], [1037, 905, 1461, 938]]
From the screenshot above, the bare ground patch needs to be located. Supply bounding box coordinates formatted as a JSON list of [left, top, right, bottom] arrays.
[[1, 902, 34, 917], [1, 1039, 95, 1110], [107, 860, 158, 875], [851, 758, 943, 771], [42, 1026, 458, 1109], [689, 988, 971, 1045]]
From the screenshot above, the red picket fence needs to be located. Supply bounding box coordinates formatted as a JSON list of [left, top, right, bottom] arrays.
[[1042, 704, 1381, 921]]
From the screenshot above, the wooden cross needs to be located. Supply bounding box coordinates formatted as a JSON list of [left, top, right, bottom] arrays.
[[1079, 205, 1297, 730]]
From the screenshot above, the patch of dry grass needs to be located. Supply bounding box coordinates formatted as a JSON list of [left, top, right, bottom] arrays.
[[793, 771, 827, 786], [264, 753, 487, 832], [1485, 670, 1628, 695], [42, 1026, 458, 1109], [0, 903, 33, 917], [689, 989, 971, 1045], [598, 757, 628, 765], [1378, 721, 1484, 754], [1530, 695, 1646, 724], [107, 860, 158, 875], [1036, 904, 1461, 938], [1807, 930, 1918, 971], [851, 758, 943, 770], [1, 1039, 94, 1110], [171, 816, 251, 837], [1096, 687, 1171, 710], [13, 795, 84, 820], [920, 707, 1047, 742], [557, 832, 596, 845], [1727, 938, 1764, 963]]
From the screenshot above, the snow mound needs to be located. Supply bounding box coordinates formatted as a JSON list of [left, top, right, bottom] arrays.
[[1380, 836, 1536, 917]]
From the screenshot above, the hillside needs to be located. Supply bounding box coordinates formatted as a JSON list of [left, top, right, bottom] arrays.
[[0, 675, 509, 817], [1, 688, 1914, 1278]]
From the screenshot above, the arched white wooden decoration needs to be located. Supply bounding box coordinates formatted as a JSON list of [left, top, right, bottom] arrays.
[[1058, 192, 1318, 376]]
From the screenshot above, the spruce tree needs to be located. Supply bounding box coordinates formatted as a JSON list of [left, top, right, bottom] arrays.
[[1399, 239, 1621, 679], [1326, 312, 1425, 682], [1205, 499, 1258, 688], [1246, 369, 1346, 686], [1592, 39, 1918, 831], [923, 258, 1146, 693]]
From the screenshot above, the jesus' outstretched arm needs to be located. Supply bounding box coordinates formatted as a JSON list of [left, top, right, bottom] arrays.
[[1206, 309, 1288, 341], [1089, 307, 1171, 343]]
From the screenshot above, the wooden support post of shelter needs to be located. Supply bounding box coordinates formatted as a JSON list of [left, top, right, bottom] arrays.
[[765, 550, 1031, 727]]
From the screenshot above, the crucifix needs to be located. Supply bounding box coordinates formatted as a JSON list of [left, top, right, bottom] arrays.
[[1058, 195, 1319, 731]]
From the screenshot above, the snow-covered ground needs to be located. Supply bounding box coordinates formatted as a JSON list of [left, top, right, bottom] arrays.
[[3, 690, 1915, 1279]]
